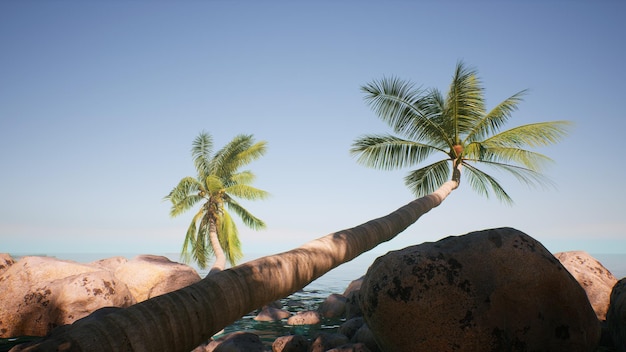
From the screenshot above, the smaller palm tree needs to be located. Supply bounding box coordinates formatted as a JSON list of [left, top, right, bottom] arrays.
[[165, 132, 269, 272], [351, 61, 571, 204]]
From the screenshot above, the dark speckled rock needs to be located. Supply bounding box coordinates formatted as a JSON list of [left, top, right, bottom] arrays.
[[359, 227, 601, 352]]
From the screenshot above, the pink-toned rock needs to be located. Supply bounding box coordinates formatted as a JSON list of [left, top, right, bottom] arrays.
[[253, 305, 291, 321], [318, 293, 347, 318], [0, 253, 15, 275], [555, 250, 617, 320], [287, 310, 322, 325], [360, 227, 601, 352], [0, 256, 134, 337], [272, 334, 310, 352], [114, 254, 201, 302], [89, 256, 128, 271], [309, 332, 350, 352]]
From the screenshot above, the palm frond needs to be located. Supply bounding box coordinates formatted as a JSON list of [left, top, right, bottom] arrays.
[[482, 121, 572, 148], [192, 132, 213, 179], [225, 183, 270, 201], [180, 210, 208, 267], [218, 210, 243, 266], [404, 159, 451, 197], [351, 134, 443, 170], [205, 175, 225, 194], [226, 198, 266, 230], [466, 159, 555, 190], [445, 61, 485, 140], [465, 142, 554, 171], [164, 177, 204, 217], [464, 90, 527, 143], [211, 135, 263, 178], [361, 77, 449, 145], [462, 163, 513, 205]]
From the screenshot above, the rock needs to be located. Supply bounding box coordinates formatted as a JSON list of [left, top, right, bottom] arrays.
[[309, 332, 350, 352], [607, 278, 626, 352], [351, 324, 379, 352], [286, 310, 321, 325], [254, 305, 291, 321], [345, 289, 363, 319], [212, 331, 265, 352], [0, 254, 202, 338], [339, 317, 365, 340], [326, 343, 372, 352], [359, 227, 601, 352], [317, 293, 347, 318], [555, 250, 617, 320], [343, 277, 364, 297], [0, 253, 15, 275], [0, 256, 134, 337], [114, 254, 201, 301], [271, 334, 309, 352]]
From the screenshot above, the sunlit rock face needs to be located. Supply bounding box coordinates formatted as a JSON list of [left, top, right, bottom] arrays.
[[555, 250, 617, 320], [359, 227, 601, 352], [0, 254, 201, 338]]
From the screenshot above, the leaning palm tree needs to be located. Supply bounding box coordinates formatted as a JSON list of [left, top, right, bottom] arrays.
[[351, 61, 571, 203], [164, 132, 269, 272], [15, 64, 569, 352]]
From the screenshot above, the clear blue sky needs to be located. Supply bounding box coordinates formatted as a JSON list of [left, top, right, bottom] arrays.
[[1, 1, 625, 259]]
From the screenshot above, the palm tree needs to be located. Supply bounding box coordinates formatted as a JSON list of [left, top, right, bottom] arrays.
[[352, 61, 571, 204], [164, 132, 269, 272], [17, 64, 569, 352]]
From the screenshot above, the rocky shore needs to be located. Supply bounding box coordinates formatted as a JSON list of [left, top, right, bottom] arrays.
[[1, 229, 625, 351]]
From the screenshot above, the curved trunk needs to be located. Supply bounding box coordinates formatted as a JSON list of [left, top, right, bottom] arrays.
[[17, 180, 458, 352], [208, 220, 226, 275]]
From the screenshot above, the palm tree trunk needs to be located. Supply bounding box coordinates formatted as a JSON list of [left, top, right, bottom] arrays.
[[16, 180, 458, 352], [208, 220, 226, 275]]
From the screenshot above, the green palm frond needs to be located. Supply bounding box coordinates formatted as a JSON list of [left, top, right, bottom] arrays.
[[404, 159, 450, 197], [483, 121, 572, 148], [362, 77, 449, 145], [226, 198, 266, 230], [225, 183, 270, 201], [444, 62, 485, 140], [464, 90, 527, 143], [205, 175, 225, 194], [165, 177, 203, 217], [468, 159, 555, 190], [462, 163, 513, 204], [465, 143, 554, 171], [351, 134, 442, 170], [218, 210, 243, 266], [181, 210, 207, 267], [192, 132, 213, 179]]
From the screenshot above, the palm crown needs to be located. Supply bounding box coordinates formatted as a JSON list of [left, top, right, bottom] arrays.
[[165, 132, 269, 269], [351, 61, 571, 204]]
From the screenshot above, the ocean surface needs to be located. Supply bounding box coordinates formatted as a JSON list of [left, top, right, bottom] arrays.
[[5, 250, 626, 347]]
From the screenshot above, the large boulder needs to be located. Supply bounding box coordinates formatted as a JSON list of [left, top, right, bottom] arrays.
[[606, 278, 626, 352], [114, 254, 201, 302], [0, 254, 201, 338], [0, 253, 15, 275], [0, 256, 134, 337], [555, 250, 617, 320], [359, 227, 601, 352]]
